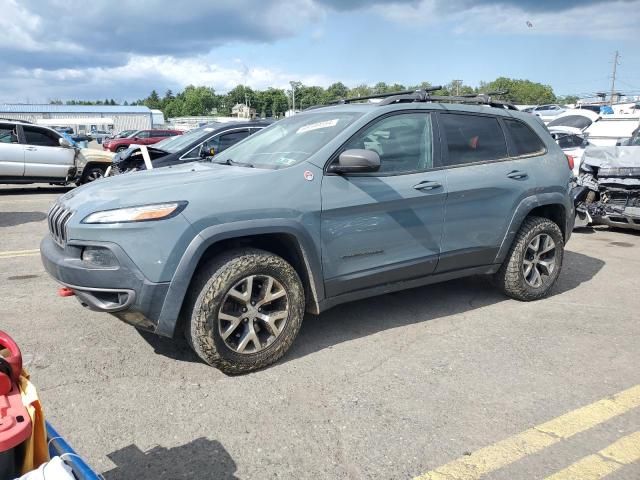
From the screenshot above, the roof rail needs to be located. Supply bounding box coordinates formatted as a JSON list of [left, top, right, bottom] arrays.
[[305, 88, 518, 111], [377, 89, 518, 110], [330, 86, 444, 105], [0, 117, 33, 124]]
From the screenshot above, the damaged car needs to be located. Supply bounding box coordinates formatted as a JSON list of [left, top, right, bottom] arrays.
[[107, 120, 269, 174], [547, 109, 600, 175], [575, 146, 640, 230]]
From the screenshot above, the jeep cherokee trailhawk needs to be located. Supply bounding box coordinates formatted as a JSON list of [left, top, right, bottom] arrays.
[[41, 90, 575, 374]]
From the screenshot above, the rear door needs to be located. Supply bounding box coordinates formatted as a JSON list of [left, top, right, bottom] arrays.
[[21, 125, 75, 179], [0, 123, 25, 177], [435, 112, 538, 272], [321, 111, 447, 297]]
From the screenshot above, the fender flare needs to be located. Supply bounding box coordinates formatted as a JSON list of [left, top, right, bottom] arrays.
[[494, 192, 572, 264], [155, 220, 324, 337]]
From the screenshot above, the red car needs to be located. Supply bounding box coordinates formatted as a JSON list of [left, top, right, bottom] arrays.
[[102, 129, 182, 153]]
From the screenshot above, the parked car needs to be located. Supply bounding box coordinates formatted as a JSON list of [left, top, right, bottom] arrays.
[[102, 129, 182, 153], [547, 109, 600, 174], [41, 92, 575, 374], [108, 129, 137, 140], [108, 121, 269, 174], [575, 146, 640, 231], [617, 126, 640, 146], [532, 104, 566, 121], [0, 119, 112, 185], [90, 129, 111, 144]]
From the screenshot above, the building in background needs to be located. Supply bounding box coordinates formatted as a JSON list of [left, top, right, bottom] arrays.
[[231, 103, 256, 119], [151, 109, 166, 128], [0, 104, 153, 133]]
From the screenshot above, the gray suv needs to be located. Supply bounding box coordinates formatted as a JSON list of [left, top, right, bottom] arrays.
[[41, 91, 575, 374]]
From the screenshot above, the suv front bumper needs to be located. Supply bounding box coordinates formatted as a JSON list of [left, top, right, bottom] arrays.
[[40, 235, 170, 332]]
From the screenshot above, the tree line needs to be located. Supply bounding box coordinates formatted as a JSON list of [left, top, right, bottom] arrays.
[[50, 77, 578, 117]]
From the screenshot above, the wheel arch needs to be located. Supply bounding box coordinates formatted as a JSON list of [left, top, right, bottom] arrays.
[[155, 221, 323, 338], [495, 193, 572, 265]]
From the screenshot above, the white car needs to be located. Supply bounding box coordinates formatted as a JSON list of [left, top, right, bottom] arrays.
[[547, 109, 600, 175], [0, 119, 112, 185]]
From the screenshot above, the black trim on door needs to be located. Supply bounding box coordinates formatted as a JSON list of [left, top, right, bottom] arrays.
[[434, 247, 500, 273], [324, 254, 439, 298]]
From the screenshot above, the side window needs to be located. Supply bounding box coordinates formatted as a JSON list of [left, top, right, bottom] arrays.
[[137, 131, 151, 139], [217, 130, 250, 153], [0, 124, 19, 144], [341, 113, 433, 174], [504, 119, 545, 156], [22, 126, 61, 147], [440, 113, 507, 166]]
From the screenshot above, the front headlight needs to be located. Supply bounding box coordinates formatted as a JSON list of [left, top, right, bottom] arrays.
[[82, 202, 187, 224]]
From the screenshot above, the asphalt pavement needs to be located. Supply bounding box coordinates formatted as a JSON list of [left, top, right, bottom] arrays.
[[1, 184, 639, 479]]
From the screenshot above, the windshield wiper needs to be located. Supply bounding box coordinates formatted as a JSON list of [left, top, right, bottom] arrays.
[[213, 158, 254, 168]]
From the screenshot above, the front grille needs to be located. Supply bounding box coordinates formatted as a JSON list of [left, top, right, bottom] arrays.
[[48, 203, 73, 247]]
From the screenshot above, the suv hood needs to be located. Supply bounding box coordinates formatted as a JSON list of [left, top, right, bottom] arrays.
[[59, 161, 267, 213]]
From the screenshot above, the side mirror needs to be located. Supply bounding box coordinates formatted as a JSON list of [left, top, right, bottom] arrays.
[[200, 147, 215, 158], [328, 149, 381, 174], [133, 137, 139, 141], [59, 138, 72, 148]]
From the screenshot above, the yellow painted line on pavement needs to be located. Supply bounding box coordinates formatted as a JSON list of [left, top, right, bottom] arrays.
[[414, 384, 640, 480], [544, 431, 640, 480], [0, 249, 40, 259]]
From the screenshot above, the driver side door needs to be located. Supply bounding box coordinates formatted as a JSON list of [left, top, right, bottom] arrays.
[[321, 112, 447, 298]]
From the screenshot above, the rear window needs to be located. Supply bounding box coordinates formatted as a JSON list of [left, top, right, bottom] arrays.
[[548, 115, 593, 130], [504, 119, 545, 156], [440, 113, 507, 166]]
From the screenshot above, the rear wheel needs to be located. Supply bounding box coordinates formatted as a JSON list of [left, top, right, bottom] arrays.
[[184, 248, 305, 374], [495, 216, 564, 301]]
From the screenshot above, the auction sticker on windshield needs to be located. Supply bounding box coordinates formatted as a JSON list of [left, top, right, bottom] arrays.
[[297, 119, 339, 134]]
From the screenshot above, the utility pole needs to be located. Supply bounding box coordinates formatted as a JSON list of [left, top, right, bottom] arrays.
[[452, 79, 463, 96], [290, 81, 296, 114], [609, 50, 620, 105]]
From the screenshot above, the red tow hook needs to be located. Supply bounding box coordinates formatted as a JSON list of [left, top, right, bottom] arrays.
[[58, 287, 75, 297]]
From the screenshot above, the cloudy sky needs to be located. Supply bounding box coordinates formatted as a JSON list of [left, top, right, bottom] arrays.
[[1, 0, 639, 103]]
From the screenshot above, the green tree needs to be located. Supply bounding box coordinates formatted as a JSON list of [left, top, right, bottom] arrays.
[[481, 77, 556, 104], [325, 82, 349, 102], [144, 90, 162, 109]]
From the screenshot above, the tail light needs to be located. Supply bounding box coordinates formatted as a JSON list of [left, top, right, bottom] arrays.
[[565, 154, 575, 171]]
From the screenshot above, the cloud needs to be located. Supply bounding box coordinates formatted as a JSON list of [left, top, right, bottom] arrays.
[[0, 55, 336, 103], [375, 0, 640, 38], [0, 0, 324, 69]]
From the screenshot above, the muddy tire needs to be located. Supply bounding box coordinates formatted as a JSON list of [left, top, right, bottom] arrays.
[[183, 248, 305, 374], [495, 216, 564, 301]]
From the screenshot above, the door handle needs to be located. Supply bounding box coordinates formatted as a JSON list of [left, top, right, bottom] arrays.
[[507, 170, 528, 179], [25, 146, 37, 151], [413, 180, 442, 191]]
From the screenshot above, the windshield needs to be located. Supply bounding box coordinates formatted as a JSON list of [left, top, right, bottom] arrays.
[[548, 115, 593, 130], [213, 112, 363, 168], [151, 125, 218, 153]]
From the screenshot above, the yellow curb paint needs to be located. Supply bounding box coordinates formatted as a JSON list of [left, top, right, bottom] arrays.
[[0, 249, 40, 258], [544, 431, 640, 480], [414, 384, 640, 480]]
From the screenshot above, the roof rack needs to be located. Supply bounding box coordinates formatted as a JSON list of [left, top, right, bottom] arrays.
[[306, 88, 517, 111]]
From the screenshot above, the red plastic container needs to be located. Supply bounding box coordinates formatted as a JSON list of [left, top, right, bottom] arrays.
[[0, 331, 31, 479]]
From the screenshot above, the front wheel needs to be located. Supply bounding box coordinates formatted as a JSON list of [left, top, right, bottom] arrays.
[[184, 248, 305, 374], [115, 146, 128, 153], [79, 166, 105, 184], [495, 216, 564, 301]]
